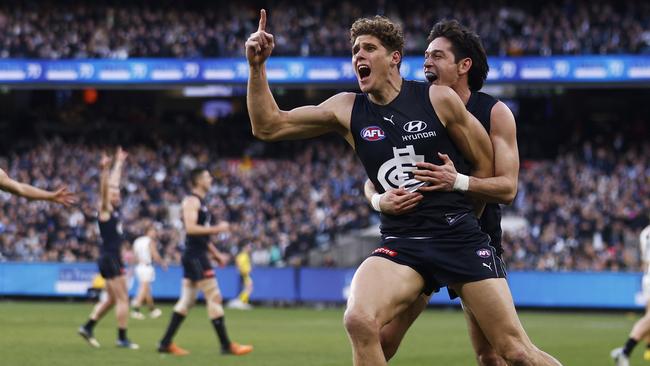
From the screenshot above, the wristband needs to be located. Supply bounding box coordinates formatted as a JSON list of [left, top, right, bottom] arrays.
[[452, 173, 469, 192], [371, 193, 384, 212]]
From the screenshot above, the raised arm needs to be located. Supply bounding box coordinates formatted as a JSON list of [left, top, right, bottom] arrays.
[[182, 196, 230, 236], [414, 101, 518, 204], [245, 9, 352, 142], [99, 153, 112, 214], [0, 168, 76, 206], [109, 147, 127, 189]]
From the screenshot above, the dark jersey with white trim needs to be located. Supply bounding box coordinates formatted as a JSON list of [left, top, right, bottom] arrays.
[[184, 194, 212, 257], [466, 91, 503, 254], [351, 79, 475, 237], [98, 210, 124, 256]]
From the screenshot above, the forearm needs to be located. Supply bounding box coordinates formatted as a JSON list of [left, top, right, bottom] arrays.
[[468, 175, 517, 204], [109, 161, 124, 188], [364, 179, 378, 202], [13, 183, 54, 201], [248, 66, 283, 140], [185, 225, 216, 236]]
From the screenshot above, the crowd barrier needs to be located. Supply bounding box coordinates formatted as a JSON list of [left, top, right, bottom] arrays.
[[0, 262, 643, 309]]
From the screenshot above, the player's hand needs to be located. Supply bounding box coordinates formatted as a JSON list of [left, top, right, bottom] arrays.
[[49, 186, 77, 207], [115, 146, 128, 163], [245, 9, 275, 67], [213, 221, 230, 234], [380, 188, 423, 215], [414, 153, 457, 192], [214, 251, 230, 267], [100, 153, 112, 169]]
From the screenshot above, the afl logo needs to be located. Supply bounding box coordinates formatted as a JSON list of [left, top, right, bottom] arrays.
[[404, 120, 427, 133], [361, 126, 385, 141], [476, 248, 492, 258]]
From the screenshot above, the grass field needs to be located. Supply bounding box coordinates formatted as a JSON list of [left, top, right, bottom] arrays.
[[0, 301, 642, 365]]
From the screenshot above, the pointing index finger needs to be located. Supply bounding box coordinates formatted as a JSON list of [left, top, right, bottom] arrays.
[[258, 9, 267, 31]]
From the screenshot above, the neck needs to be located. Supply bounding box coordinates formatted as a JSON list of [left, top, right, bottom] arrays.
[[192, 187, 206, 198], [368, 73, 403, 105], [452, 83, 472, 105]]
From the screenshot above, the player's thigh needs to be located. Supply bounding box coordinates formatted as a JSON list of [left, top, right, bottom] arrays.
[[381, 293, 429, 343], [198, 277, 222, 301], [347, 256, 425, 325], [451, 278, 530, 348], [106, 276, 129, 302]]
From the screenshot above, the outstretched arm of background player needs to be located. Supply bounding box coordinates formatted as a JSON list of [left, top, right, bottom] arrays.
[[414, 102, 519, 204], [99, 154, 112, 214], [363, 179, 423, 215], [108, 146, 127, 190], [0, 168, 76, 206], [246, 9, 352, 141], [182, 196, 231, 236], [149, 239, 168, 270]]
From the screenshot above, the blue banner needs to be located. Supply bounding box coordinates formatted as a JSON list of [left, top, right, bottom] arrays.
[[0, 262, 645, 309], [1, 56, 649, 85]]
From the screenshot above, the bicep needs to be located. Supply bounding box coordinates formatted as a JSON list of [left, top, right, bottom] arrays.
[[447, 109, 493, 174], [491, 103, 519, 181], [261, 93, 352, 141], [0, 170, 21, 194]]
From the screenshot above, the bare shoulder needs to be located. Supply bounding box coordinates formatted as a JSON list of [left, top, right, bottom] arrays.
[[428, 84, 457, 104], [490, 101, 516, 136], [182, 195, 200, 209], [428, 85, 462, 126]]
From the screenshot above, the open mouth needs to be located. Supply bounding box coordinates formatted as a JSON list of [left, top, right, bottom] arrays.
[[424, 71, 438, 83], [358, 65, 371, 80]]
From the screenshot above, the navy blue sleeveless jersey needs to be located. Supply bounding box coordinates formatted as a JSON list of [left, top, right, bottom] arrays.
[[184, 194, 212, 256], [466, 91, 503, 255], [351, 80, 475, 237], [98, 210, 124, 256]]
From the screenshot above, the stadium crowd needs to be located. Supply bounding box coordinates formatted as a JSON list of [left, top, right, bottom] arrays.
[[0, 132, 648, 271], [0, 138, 371, 267], [1, 0, 650, 59]]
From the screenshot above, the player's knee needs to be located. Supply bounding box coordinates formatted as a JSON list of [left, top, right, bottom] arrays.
[[207, 299, 224, 318], [343, 307, 378, 339]]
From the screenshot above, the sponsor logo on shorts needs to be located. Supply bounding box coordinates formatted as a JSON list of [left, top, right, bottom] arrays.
[[372, 247, 397, 257], [361, 126, 385, 141], [203, 269, 215, 278], [476, 248, 492, 258]]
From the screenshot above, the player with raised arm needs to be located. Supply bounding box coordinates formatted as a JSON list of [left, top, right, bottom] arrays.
[[78, 147, 138, 349], [131, 225, 167, 320], [157, 168, 253, 357], [611, 226, 650, 366], [364, 20, 519, 365], [246, 10, 560, 366]]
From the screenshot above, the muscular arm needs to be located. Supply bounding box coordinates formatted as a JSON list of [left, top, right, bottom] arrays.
[[431, 86, 494, 180], [182, 196, 230, 236], [99, 156, 112, 216], [0, 169, 49, 200], [246, 9, 352, 142], [466, 102, 519, 204]]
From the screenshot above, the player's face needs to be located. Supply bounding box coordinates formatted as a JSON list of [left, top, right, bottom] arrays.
[[424, 37, 466, 88], [196, 170, 213, 191], [352, 35, 399, 93]]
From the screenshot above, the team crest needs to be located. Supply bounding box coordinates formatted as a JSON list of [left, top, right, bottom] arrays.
[[361, 126, 385, 141]]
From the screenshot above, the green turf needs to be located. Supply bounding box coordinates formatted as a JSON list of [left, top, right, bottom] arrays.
[[0, 301, 641, 365]]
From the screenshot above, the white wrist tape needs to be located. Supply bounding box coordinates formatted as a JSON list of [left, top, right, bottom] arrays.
[[453, 173, 470, 192], [371, 193, 384, 212]]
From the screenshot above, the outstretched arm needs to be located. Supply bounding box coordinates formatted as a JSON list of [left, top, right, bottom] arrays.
[[246, 9, 352, 141], [0, 168, 76, 206], [109, 146, 127, 189], [99, 153, 112, 213]]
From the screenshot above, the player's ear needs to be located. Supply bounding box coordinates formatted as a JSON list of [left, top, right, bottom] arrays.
[[391, 51, 401, 68], [458, 57, 472, 76]]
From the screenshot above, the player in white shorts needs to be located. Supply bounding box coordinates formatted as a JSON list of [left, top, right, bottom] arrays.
[[131, 225, 167, 319], [612, 225, 650, 365]]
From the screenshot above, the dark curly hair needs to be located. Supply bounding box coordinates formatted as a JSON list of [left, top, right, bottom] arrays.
[[350, 16, 404, 69], [427, 20, 489, 91]]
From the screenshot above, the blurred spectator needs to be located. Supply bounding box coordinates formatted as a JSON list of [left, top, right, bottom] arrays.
[[1, 0, 649, 59]]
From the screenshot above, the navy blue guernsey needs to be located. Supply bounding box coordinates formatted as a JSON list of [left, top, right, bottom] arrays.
[[466, 91, 503, 254], [351, 80, 475, 237], [98, 211, 124, 256], [184, 194, 212, 256]]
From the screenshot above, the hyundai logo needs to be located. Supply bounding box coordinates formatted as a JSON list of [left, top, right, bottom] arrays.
[[403, 120, 427, 133]]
